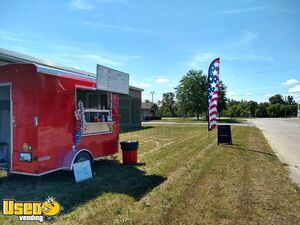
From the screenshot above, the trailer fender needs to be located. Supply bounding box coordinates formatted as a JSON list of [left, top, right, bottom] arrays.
[[62, 149, 94, 170]]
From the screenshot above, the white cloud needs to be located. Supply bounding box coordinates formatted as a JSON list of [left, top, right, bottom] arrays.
[[224, 31, 258, 51], [222, 6, 265, 14], [282, 79, 299, 86], [118, 55, 141, 61], [59, 51, 140, 67], [223, 52, 274, 62], [74, 66, 81, 69], [0, 30, 26, 43], [227, 91, 253, 99], [49, 41, 141, 63], [264, 93, 275, 97], [188, 49, 272, 70], [221, 5, 296, 14], [71, 53, 122, 66], [46, 40, 142, 66], [186, 31, 265, 69], [70, 0, 94, 10], [227, 90, 236, 97], [1, 36, 25, 43], [289, 85, 300, 93], [83, 22, 147, 33], [138, 83, 151, 89], [292, 94, 300, 103], [189, 53, 215, 69], [70, 0, 127, 10], [130, 80, 151, 89], [155, 78, 170, 84], [237, 31, 258, 45]]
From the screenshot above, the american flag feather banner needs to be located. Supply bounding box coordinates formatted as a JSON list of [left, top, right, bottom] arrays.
[[208, 58, 220, 131]]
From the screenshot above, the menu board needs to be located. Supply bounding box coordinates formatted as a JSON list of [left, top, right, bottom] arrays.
[[73, 160, 93, 182], [217, 125, 232, 145], [96, 64, 129, 94]]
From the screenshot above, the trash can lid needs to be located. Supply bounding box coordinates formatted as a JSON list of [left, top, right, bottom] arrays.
[[120, 141, 139, 144], [120, 141, 139, 150]]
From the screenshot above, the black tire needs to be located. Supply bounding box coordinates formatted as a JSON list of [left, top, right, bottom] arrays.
[[74, 152, 93, 164]]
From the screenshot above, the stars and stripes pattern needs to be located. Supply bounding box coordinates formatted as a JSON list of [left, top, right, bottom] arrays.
[[208, 58, 220, 131]]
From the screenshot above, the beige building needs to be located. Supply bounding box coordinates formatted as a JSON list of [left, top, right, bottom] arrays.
[[142, 102, 160, 120]]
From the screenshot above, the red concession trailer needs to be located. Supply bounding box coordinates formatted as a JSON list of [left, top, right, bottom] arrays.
[[0, 63, 128, 176]]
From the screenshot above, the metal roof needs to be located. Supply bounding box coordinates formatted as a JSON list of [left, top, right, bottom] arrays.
[[36, 64, 95, 81], [0, 48, 143, 91]]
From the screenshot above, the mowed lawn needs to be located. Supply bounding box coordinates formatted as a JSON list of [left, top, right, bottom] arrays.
[[1, 125, 300, 225]]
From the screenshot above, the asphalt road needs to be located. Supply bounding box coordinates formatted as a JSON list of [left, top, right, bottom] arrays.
[[251, 118, 300, 186]]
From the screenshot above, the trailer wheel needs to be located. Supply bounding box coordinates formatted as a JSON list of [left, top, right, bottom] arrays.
[[74, 152, 92, 165]]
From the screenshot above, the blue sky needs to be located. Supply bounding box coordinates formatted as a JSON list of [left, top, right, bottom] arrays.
[[1, 0, 300, 102]]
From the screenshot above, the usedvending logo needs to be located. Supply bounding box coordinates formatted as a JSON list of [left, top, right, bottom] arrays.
[[2, 196, 62, 223]]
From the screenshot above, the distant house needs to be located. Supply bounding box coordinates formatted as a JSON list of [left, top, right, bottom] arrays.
[[142, 102, 160, 120]]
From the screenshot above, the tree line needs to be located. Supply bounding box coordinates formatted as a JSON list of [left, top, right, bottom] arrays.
[[223, 94, 298, 118], [157, 70, 298, 119]]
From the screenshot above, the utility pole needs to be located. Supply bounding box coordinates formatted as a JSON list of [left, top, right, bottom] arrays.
[[284, 95, 287, 117], [150, 91, 155, 104], [150, 91, 155, 119]]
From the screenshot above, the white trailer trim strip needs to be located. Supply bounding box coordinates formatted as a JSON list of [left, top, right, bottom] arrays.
[[10, 167, 63, 176]]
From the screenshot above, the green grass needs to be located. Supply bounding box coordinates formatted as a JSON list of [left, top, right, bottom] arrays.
[[1, 125, 300, 225], [151, 117, 245, 123]]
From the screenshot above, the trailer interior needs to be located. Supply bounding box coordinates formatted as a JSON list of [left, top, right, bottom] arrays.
[[76, 88, 113, 135]]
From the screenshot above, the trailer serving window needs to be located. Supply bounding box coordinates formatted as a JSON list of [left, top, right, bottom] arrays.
[[76, 88, 113, 135]]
